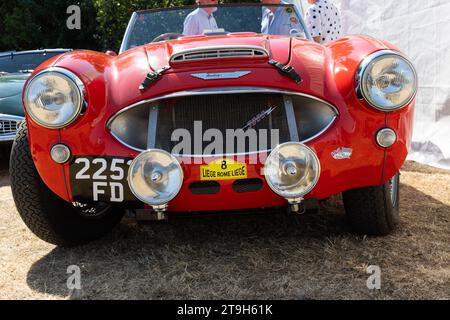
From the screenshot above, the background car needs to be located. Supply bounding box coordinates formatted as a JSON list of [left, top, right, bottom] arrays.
[[9, 3, 417, 246], [0, 49, 71, 151]]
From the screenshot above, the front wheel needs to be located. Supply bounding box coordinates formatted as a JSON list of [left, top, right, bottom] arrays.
[[343, 172, 400, 236], [9, 122, 125, 246]]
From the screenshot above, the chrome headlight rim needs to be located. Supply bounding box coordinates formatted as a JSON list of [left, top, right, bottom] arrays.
[[127, 149, 184, 206], [356, 50, 418, 112], [264, 142, 321, 200], [24, 67, 85, 129]]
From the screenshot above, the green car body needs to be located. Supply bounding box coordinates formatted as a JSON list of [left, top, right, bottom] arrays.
[[0, 73, 27, 116], [0, 49, 71, 143], [0, 73, 27, 143]]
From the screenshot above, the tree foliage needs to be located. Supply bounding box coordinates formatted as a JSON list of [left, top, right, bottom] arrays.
[[0, 0, 98, 51], [94, 0, 194, 51], [0, 0, 260, 53]]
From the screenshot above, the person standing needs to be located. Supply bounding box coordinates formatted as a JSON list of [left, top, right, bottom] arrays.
[[260, 0, 304, 36], [304, 0, 342, 44], [183, 0, 219, 36]]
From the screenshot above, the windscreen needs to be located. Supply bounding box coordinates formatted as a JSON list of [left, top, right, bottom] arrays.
[[122, 4, 307, 52]]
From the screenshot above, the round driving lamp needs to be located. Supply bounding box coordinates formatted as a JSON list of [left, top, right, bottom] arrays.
[[264, 142, 320, 201], [24, 68, 84, 129], [357, 50, 417, 111], [128, 149, 183, 206]]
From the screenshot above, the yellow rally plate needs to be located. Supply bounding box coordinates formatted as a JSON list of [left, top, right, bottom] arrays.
[[200, 159, 247, 181]]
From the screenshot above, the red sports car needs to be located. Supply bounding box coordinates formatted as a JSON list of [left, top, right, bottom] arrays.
[[10, 3, 417, 245]]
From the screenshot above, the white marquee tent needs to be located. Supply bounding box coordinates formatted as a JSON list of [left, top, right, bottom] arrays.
[[295, 0, 450, 170]]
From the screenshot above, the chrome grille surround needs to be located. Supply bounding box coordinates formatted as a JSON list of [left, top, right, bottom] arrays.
[[107, 87, 339, 156], [0, 114, 25, 142], [170, 46, 269, 63]]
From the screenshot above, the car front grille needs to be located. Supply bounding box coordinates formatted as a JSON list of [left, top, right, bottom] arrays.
[[155, 93, 290, 154], [0, 115, 23, 142], [0, 120, 17, 135], [108, 89, 338, 156]]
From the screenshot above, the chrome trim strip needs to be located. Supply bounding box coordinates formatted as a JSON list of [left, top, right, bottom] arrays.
[[119, 12, 137, 54], [170, 46, 269, 63], [355, 49, 418, 112], [0, 134, 18, 142], [191, 71, 252, 80], [110, 131, 145, 153], [0, 49, 71, 58], [0, 114, 25, 142], [283, 95, 300, 142], [107, 87, 339, 156], [147, 105, 158, 149], [0, 114, 25, 122], [24, 66, 86, 129]]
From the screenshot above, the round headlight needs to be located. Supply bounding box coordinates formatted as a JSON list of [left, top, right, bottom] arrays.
[[264, 142, 320, 200], [128, 149, 183, 206], [24, 68, 84, 128], [358, 51, 417, 111]]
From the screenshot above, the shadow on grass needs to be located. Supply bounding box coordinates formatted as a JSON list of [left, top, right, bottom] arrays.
[[24, 183, 450, 299]]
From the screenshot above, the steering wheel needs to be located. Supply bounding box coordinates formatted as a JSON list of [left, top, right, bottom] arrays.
[[151, 33, 184, 43]]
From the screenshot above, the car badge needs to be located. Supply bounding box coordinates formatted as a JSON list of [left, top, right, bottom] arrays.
[[242, 105, 279, 131], [332, 148, 353, 160], [191, 71, 251, 80]]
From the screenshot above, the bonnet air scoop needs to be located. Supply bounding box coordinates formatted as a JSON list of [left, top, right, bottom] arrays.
[[169, 46, 269, 64]]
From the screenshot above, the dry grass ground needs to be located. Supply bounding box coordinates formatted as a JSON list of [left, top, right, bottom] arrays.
[[0, 152, 449, 300]]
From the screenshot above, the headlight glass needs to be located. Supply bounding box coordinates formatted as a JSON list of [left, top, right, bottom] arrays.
[[264, 142, 320, 199], [128, 149, 183, 206], [24, 69, 83, 128], [359, 52, 417, 111]]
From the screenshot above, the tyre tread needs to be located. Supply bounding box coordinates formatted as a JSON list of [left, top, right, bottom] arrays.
[[343, 175, 399, 236]]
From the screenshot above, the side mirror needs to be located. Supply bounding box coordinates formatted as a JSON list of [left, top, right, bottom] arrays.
[[105, 50, 117, 57]]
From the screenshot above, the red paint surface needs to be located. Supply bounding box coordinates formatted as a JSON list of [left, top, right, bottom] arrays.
[[25, 34, 415, 212]]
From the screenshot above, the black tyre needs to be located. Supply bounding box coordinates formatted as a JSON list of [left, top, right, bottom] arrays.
[[343, 172, 400, 236], [9, 122, 125, 246]]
